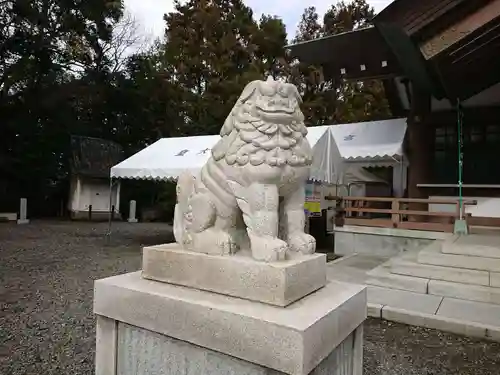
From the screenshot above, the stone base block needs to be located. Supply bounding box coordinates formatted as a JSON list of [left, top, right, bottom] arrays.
[[142, 243, 327, 306], [17, 219, 29, 225], [97, 317, 363, 375], [127, 218, 138, 223], [94, 272, 366, 375]]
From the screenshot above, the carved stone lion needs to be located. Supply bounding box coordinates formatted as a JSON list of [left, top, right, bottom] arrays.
[[174, 77, 316, 262]]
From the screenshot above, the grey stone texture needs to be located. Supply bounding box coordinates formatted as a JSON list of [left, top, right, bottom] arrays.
[[94, 271, 366, 375], [142, 243, 327, 306], [114, 322, 363, 375]]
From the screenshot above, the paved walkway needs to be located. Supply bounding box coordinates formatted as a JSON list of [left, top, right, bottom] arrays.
[[327, 254, 500, 341]]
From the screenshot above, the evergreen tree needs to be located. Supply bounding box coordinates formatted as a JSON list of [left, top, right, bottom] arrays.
[[163, 0, 290, 135], [0, 0, 124, 214]]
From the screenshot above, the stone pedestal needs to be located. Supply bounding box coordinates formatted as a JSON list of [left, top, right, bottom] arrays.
[[17, 198, 29, 225], [127, 200, 138, 223], [94, 246, 366, 375], [142, 244, 327, 306]]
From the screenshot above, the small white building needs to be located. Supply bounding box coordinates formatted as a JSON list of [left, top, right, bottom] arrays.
[[68, 136, 123, 220]]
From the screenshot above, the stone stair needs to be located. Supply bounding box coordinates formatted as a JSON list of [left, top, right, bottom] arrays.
[[442, 235, 500, 259], [366, 235, 500, 305]]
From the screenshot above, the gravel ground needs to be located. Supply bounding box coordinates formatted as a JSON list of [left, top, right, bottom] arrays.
[[1, 221, 500, 375]]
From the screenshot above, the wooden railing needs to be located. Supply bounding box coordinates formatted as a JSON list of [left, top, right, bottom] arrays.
[[325, 196, 477, 233]]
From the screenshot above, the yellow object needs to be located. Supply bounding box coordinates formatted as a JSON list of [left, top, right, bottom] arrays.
[[304, 201, 321, 214]]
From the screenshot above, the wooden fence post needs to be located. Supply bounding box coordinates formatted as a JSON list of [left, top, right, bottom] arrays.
[[391, 199, 400, 228], [334, 197, 345, 227]]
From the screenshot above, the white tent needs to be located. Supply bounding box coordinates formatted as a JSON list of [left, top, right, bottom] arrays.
[[111, 119, 407, 186], [111, 127, 374, 185], [110, 135, 220, 181], [305, 125, 344, 184], [328, 118, 408, 196], [329, 118, 407, 166]]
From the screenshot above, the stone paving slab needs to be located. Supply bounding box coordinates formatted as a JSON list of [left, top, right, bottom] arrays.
[[443, 234, 500, 259], [368, 286, 443, 315], [437, 297, 500, 327], [419, 244, 500, 272], [380, 306, 500, 341], [366, 263, 429, 294], [326, 265, 370, 285], [326, 254, 387, 285], [492, 272, 500, 288], [327, 253, 500, 342], [391, 257, 490, 286], [332, 254, 388, 270], [428, 279, 500, 305]]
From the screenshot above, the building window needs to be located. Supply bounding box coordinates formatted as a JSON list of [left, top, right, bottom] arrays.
[[433, 121, 500, 184]]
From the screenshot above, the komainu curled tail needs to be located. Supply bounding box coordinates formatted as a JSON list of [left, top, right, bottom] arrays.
[[173, 172, 196, 246], [174, 171, 220, 251]]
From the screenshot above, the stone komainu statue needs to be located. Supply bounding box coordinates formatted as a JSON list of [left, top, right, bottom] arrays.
[[174, 77, 316, 262]]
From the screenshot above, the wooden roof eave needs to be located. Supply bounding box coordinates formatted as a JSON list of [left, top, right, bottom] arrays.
[[423, 7, 500, 100], [287, 27, 403, 82], [374, 0, 478, 39]]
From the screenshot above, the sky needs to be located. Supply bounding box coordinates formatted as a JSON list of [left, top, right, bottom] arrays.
[[124, 0, 394, 42]]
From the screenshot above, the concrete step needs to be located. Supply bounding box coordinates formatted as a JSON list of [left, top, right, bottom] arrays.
[[376, 299, 500, 342], [418, 243, 500, 272], [442, 234, 500, 259], [437, 297, 500, 328], [390, 253, 490, 286], [492, 272, 500, 288], [366, 262, 429, 294], [367, 285, 442, 315], [429, 279, 500, 305], [369, 267, 500, 306]]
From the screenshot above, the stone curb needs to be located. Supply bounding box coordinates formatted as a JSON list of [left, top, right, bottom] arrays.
[[367, 303, 383, 318], [372, 305, 500, 342]]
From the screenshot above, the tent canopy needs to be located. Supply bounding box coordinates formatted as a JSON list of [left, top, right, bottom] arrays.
[[111, 135, 220, 181], [111, 129, 342, 183], [111, 119, 407, 183], [330, 118, 407, 165]]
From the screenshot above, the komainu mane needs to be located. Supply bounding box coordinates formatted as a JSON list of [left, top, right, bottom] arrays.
[[174, 76, 316, 262]]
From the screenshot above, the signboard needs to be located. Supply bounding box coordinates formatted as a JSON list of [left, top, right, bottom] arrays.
[[304, 182, 322, 217]]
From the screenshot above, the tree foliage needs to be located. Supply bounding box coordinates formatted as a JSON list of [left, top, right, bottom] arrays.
[[0, 0, 391, 217], [162, 0, 289, 135], [0, 0, 124, 214]]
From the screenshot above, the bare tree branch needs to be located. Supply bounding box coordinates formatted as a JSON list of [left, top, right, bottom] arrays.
[[104, 11, 153, 73]]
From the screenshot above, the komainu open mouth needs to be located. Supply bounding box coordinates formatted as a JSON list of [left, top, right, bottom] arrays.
[[258, 107, 294, 115]]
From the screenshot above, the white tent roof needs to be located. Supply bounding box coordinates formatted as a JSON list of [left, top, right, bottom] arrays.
[[111, 128, 345, 183], [111, 119, 407, 183], [329, 118, 407, 163], [307, 125, 386, 185], [111, 135, 220, 180]]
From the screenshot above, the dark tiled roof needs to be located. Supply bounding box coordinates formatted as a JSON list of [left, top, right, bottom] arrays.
[[70, 135, 124, 178]]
